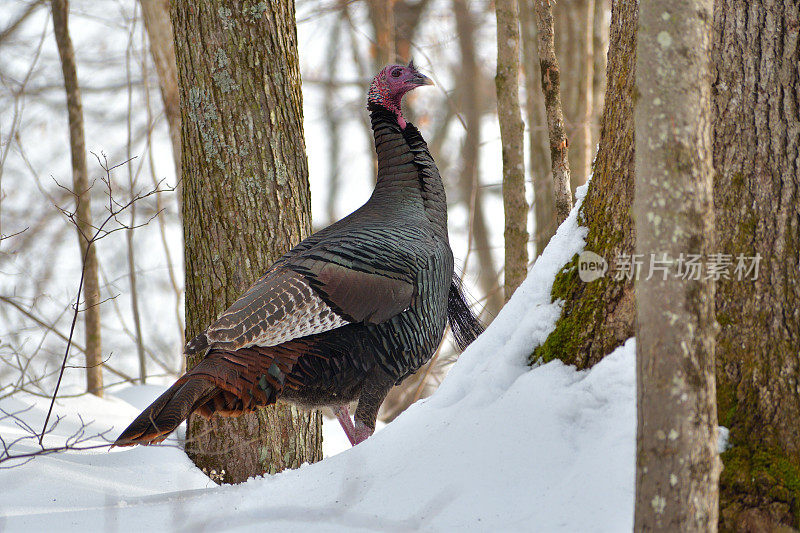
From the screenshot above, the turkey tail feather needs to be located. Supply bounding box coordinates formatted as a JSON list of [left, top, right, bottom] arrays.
[[448, 275, 484, 351], [113, 378, 216, 446]]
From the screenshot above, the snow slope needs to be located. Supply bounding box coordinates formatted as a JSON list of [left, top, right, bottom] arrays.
[[0, 184, 638, 531]]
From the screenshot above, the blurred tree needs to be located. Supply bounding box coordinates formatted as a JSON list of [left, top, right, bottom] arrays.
[[140, 0, 181, 182], [51, 0, 103, 396], [591, 0, 609, 152], [519, 0, 556, 257], [712, 0, 800, 528], [171, 0, 321, 484], [366, 0, 395, 67], [633, 0, 719, 528], [554, 0, 594, 192], [453, 0, 503, 316]]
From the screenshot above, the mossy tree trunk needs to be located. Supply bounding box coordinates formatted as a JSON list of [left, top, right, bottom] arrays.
[[533, 0, 800, 528], [712, 0, 800, 528], [633, 0, 719, 528], [531, 0, 637, 368], [171, 0, 322, 484]]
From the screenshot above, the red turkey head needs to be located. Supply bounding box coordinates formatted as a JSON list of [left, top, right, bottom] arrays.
[[368, 61, 433, 129]]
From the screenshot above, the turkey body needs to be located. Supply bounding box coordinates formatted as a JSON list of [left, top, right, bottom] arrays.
[[114, 99, 470, 447], [277, 105, 454, 410]]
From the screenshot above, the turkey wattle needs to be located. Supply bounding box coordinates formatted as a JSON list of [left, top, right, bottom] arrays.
[[114, 62, 482, 448]]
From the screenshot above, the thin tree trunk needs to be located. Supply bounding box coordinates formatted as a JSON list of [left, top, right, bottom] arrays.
[[393, 0, 429, 61], [531, 0, 637, 368], [172, 0, 321, 484], [520, 0, 556, 257], [495, 0, 529, 300], [712, 0, 800, 529], [141, 25, 185, 362], [51, 0, 103, 396], [140, 0, 181, 183], [571, 0, 594, 190], [454, 0, 503, 317], [634, 0, 719, 528], [367, 0, 395, 68], [323, 20, 341, 226], [591, 0, 609, 153], [533, 0, 572, 225], [125, 11, 147, 384]]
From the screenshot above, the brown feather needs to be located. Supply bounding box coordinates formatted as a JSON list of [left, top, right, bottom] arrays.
[[310, 262, 414, 323]]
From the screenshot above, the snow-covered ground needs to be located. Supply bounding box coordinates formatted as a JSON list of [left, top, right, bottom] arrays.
[[1, 185, 640, 531]]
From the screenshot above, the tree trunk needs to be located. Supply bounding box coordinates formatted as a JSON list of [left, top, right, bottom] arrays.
[[591, 0, 609, 153], [140, 0, 181, 182], [367, 0, 395, 68], [454, 0, 503, 317], [633, 0, 719, 529], [533, 0, 573, 225], [495, 0, 530, 301], [712, 0, 800, 529], [393, 0, 429, 62], [520, 0, 557, 258], [171, 0, 322, 484], [572, 0, 594, 190], [531, 0, 637, 368], [553, 0, 594, 192], [51, 0, 103, 396]]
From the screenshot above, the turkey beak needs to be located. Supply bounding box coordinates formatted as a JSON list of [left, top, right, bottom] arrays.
[[412, 73, 434, 87]]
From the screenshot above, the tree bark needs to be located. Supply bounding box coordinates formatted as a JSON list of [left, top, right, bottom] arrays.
[[520, 0, 557, 258], [712, 0, 800, 529], [171, 0, 322, 484], [140, 0, 181, 183], [533, 0, 573, 225], [531, 0, 637, 369], [51, 0, 103, 396], [634, 0, 720, 529], [495, 0, 529, 301]]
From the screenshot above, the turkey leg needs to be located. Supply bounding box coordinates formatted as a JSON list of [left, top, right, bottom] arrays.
[[333, 404, 357, 446]]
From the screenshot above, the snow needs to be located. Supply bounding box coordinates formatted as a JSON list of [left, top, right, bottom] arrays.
[[2, 183, 644, 531]]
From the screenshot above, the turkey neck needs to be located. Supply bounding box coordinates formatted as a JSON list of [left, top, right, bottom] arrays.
[[367, 103, 449, 241]]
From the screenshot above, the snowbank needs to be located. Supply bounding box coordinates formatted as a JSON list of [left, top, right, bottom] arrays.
[[1, 184, 638, 531]]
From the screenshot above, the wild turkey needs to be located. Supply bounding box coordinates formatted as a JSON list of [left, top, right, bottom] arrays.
[[114, 62, 483, 448]]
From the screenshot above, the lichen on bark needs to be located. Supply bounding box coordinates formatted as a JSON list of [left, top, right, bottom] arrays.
[[172, 0, 321, 484]]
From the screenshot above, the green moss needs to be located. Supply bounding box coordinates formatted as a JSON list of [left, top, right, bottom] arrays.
[[530, 253, 609, 366], [529, 179, 631, 368], [716, 378, 738, 428], [721, 445, 800, 526]]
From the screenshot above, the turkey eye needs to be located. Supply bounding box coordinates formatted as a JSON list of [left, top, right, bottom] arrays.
[[391, 69, 402, 78]]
